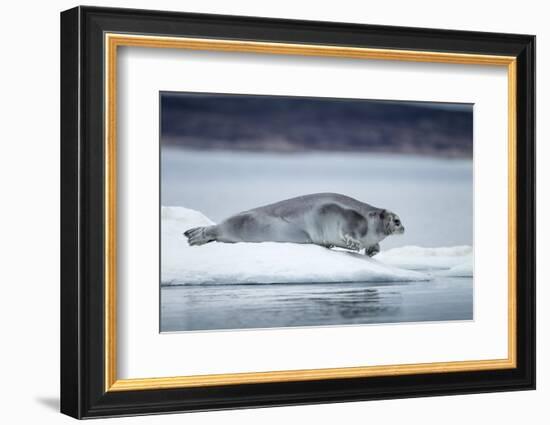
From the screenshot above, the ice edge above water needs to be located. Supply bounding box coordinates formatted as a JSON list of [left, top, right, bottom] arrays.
[[161, 206, 473, 286]]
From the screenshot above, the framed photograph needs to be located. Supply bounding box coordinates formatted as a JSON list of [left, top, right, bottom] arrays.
[[60, 6, 535, 419]]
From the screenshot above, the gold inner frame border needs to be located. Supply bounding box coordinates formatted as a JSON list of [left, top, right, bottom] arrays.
[[104, 33, 517, 392]]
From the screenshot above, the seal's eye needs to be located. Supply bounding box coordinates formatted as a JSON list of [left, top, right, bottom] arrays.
[[394, 219, 400, 225]]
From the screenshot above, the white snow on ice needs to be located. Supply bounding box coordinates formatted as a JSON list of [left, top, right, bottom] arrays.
[[161, 206, 472, 285], [435, 256, 474, 277], [376, 245, 473, 272]]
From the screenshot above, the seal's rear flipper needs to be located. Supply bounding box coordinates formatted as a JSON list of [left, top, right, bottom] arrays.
[[183, 226, 217, 246]]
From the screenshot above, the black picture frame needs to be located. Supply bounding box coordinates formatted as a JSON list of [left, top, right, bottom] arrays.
[[61, 5, 535, 419]]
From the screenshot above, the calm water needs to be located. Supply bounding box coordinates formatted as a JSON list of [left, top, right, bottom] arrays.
[[161, 149, 473, 249], [161, 277, 473, 332]]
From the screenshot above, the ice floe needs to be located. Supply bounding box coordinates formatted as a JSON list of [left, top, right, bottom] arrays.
[[161, 206, 472, 285]]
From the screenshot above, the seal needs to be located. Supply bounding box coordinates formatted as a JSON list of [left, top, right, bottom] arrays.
[[183, 193, 404, 256]]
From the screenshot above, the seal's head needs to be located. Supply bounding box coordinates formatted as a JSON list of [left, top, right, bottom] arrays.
[[369, 209, 405, 236]]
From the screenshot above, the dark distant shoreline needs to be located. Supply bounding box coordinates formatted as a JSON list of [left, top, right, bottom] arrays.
[[161, 138, 473, 159], [161, 92, 474, 158]]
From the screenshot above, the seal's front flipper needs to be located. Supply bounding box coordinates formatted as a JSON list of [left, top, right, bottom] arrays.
[[365, 243, 380, 257], [343, 234, 362, 251], [183, 225, 217, 246]]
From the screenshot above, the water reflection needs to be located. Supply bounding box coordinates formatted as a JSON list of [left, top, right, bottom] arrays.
[[283, 288, 401, 319], [161, 278, 472, 332]]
